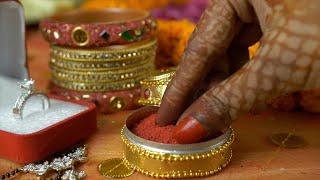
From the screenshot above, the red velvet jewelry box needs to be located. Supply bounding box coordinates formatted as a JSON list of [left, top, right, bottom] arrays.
[[0, 0, 97, 164]]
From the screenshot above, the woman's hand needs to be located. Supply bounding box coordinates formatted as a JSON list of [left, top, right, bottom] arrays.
[[157, 0, 320, 144]]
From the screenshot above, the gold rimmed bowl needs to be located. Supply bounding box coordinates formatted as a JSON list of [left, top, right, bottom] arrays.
[[121, 106, 234, 178]]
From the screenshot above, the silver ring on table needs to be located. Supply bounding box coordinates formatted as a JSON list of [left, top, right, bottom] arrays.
[[12, 79, 50, 120]]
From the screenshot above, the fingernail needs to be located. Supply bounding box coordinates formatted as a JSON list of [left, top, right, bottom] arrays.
[[173, 116, 208, 144]]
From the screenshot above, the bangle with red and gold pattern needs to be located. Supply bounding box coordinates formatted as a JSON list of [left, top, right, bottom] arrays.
[[138, 68, 175, 106], [40, 8, 157, 47], [50, 83, 141, 114]]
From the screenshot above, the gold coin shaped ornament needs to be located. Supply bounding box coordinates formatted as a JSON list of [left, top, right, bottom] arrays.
[[98, 158, 135, 178], [72, 26, 89, 46], [270, 133, 307, 148]]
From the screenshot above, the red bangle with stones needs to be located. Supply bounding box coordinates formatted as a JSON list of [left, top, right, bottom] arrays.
[[40, 8, 157, 47], [50, 83, 141, 114]]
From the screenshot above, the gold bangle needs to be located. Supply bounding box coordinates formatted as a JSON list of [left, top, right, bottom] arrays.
[[51, 38, 157, 62], [49, 54, 154, 72], [138, 68, 175, 106], [51, 61, 154, 83], [52, 75, 147, 92]]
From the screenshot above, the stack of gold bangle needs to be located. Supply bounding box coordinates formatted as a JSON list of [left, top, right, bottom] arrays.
[[40, 8, 158, 113], [50, 39, 157, 92]]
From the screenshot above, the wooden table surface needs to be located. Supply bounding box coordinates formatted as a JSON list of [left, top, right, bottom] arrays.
[[0, 28, 319, 180]]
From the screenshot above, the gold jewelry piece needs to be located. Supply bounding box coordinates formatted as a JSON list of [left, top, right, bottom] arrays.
[[52, 68, 149, 83], [71, 26, 90, 47], [109, 96, 127, 111], [50, 54, 153, 71], [138, 68, 175, 106], [51, 62, 153, 83], [50, 39, 157, 92], [121, 106, 234, 178], [51, 38, 157, 62], [40, 8, 155, 47], [97, 158, 134, 178], [52, 77, 145, 92]]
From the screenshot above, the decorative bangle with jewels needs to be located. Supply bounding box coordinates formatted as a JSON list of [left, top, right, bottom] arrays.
[[40, 8, 157, 47], [50, 84, 141, 113], [138, 68, 175, 106]]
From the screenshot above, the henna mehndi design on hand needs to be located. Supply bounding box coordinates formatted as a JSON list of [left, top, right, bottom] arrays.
[[157, 0, 320, 144]]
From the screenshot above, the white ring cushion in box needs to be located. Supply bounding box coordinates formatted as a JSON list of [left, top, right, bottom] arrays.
[[0, 76, 88, 134], [0, 1, 88, 135]]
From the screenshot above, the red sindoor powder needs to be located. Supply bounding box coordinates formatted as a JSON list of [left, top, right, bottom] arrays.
[[131, 114, 178, 144]]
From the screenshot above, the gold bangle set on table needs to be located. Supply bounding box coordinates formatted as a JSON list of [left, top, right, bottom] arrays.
[[49, 39, 157, 92], [40, 8, 159, 112]]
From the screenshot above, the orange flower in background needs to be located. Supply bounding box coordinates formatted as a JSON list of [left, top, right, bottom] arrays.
[[169, 0, 190, 5], [81, 0, 199, 67], [156, 19, 195, 66], [157, 21, 258, 66], [81, 0, 171, 10]]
